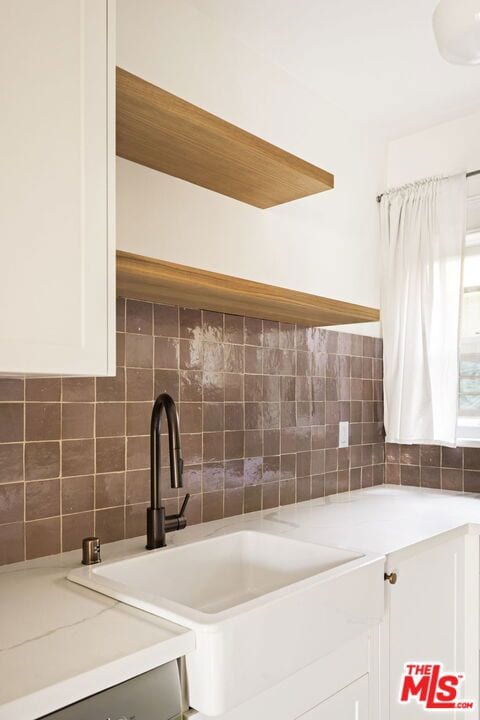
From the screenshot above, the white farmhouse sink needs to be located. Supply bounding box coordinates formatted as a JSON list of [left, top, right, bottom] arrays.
[[69, 530, 384, 716]]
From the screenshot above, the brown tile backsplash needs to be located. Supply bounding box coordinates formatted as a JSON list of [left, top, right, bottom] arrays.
[[0, 443, 24, 484], [386, 442, 480, 493], [0, 378, 25, 402], [0, 404, 24, 443], [26, 403, 61, 442], [0, 298, 384, 565]]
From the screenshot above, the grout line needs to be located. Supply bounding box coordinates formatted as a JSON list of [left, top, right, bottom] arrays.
[[93, 374, 98, 538], [59, 377, 63, 553], [22, 375, 26, 561]]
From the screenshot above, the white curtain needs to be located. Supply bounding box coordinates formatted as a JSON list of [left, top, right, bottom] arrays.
[[380, 174, 466, 446]]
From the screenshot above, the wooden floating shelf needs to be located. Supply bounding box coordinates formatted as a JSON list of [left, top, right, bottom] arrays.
[[116, 67, 334, 209], [117, 251, 380, 327]]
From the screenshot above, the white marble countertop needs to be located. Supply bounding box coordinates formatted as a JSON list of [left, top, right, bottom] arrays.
[[3, 483, 480, 720], [158, 483, 480, 566], [0, 540, 195, 720], [253, 483, 480, 564]]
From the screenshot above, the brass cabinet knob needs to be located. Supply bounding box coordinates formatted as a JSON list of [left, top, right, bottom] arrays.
[[384, 571, 397, 585]]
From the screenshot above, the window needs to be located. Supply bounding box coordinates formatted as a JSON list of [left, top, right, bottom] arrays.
[[458, 229, 480, 445]]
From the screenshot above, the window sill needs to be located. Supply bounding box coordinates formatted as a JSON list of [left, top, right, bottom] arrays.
[[456, 438, 480, 448]]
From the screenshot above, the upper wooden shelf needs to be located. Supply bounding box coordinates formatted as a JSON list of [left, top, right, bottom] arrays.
[[116, 67, 334, 209], [116, 251, 379, 327]]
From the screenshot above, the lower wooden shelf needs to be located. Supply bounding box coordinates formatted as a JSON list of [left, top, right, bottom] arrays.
[[116, 251, 380, 327]]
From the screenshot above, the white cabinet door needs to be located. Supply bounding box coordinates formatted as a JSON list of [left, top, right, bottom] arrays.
[[297, 675, 369, 720], [385, 535, 479, 720], [0, 0, 115, 375]]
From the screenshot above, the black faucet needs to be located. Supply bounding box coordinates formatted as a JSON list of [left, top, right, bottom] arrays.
[[146, 393, 190, 549]]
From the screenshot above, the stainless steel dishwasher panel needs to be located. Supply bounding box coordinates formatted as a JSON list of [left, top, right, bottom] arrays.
[[42, 660, 182, 719]]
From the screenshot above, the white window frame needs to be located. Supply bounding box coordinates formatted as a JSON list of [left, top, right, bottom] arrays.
[[457, 230, 480, 447]]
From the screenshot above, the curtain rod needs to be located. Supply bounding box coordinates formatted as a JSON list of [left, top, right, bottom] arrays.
[[376, 169, 480, 203]]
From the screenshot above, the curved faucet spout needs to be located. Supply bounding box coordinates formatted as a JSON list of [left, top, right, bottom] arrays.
[[150, 393, 183, 507], [147, 393, 189, 549]]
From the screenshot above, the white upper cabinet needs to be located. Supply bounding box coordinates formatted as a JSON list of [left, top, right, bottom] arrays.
[[0, 0, 115, 375]]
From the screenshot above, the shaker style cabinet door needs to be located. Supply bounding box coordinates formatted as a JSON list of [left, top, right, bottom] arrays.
[[0, 0, 115, 375], [385, 535, 479, 720]]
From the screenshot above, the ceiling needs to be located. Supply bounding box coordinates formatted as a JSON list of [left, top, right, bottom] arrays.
[[188, 0, 480, 139]]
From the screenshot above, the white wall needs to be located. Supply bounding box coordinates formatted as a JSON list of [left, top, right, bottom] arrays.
[[387, 108, 480, 234], [387, 108, 480, 187], [117, 0, 386, 335]]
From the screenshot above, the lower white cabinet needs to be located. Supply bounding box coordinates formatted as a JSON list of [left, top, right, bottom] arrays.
[[380, 534, 479, 720], [297, 675, 368, 719]]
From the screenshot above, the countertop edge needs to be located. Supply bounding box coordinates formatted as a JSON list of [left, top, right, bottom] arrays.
[[0, 629, 195, 720], [384, 522, 480, 566]]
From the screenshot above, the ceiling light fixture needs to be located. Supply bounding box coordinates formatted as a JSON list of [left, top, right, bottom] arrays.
[[433, 0, 480, 65]]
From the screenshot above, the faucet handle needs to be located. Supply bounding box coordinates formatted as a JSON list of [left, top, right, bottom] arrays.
[[165, 493, 190, 534], [179, 492, 190, 518]]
